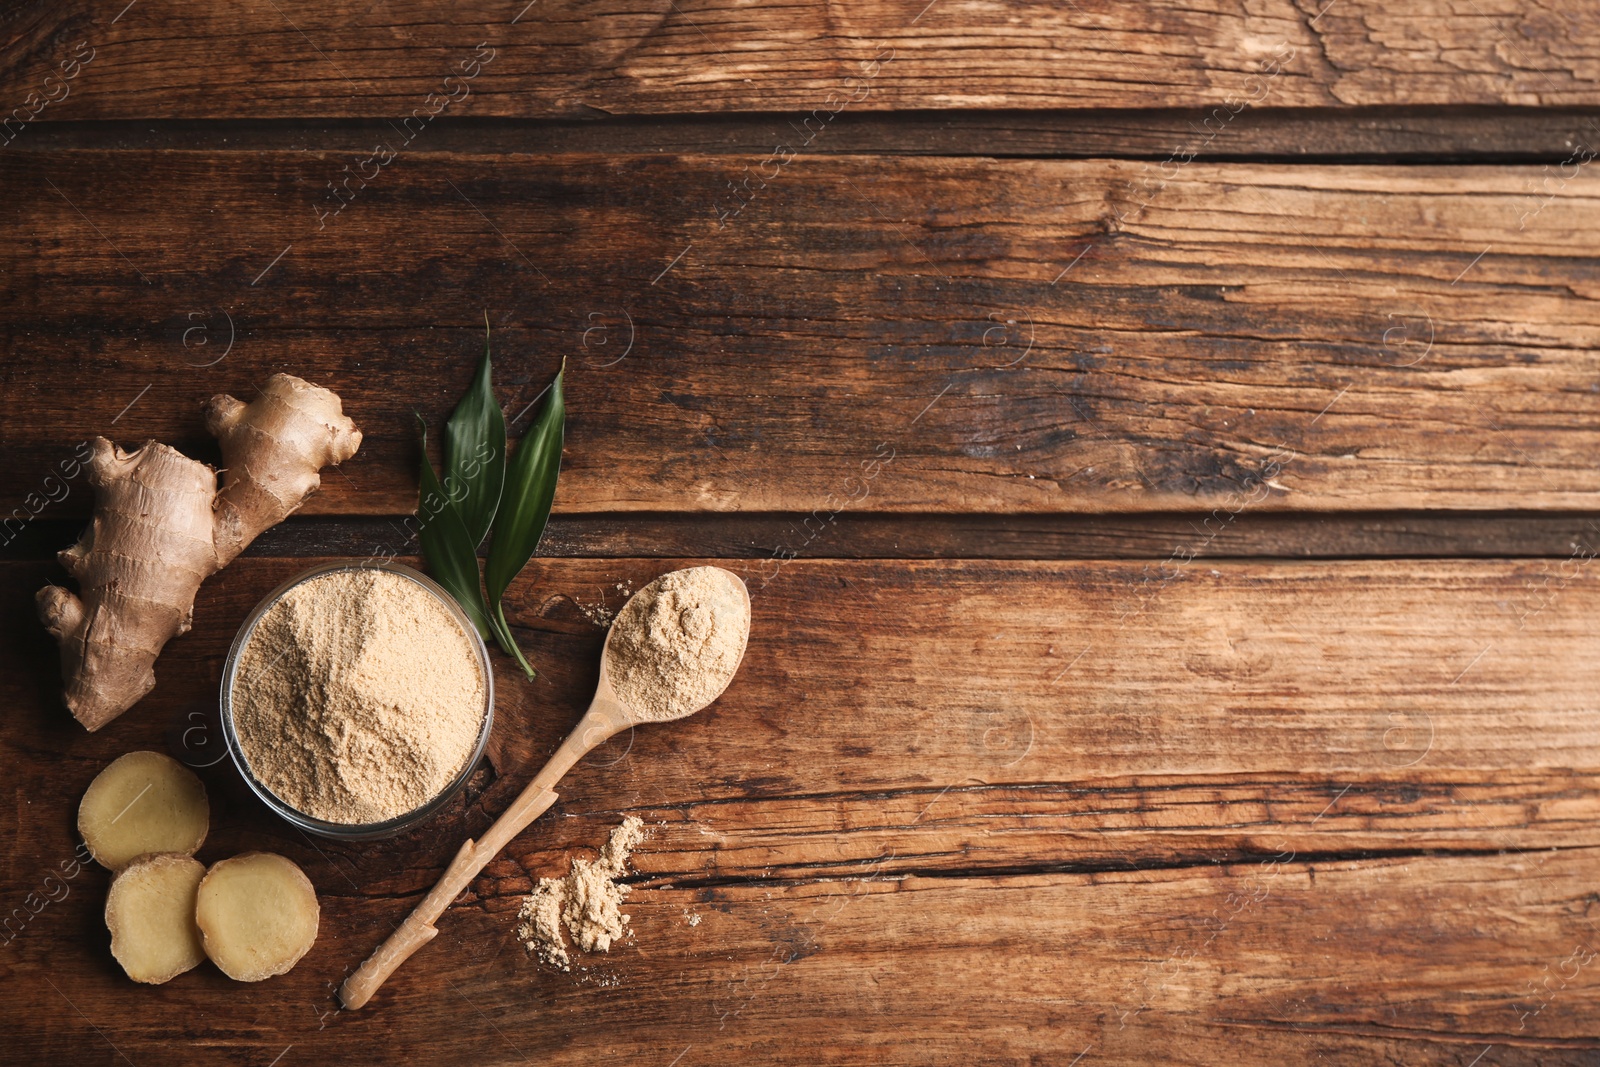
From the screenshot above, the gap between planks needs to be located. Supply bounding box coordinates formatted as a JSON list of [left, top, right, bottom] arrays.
[[10, 512, 1599, 563], [10, 108, 1600, 162]]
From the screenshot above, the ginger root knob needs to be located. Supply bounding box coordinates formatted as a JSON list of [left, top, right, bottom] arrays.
[[37, 375, 361, 731]]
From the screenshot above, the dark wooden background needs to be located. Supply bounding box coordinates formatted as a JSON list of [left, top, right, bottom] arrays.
[[3, 1, 1600, 1063]]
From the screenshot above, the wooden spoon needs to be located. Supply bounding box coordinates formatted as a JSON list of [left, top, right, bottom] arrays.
[[339, 566, 750, 1010]]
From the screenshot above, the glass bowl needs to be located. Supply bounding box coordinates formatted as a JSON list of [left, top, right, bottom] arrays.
[[219, 560, 495, 841]]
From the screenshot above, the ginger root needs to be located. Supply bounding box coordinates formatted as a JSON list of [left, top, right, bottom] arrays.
[[37, 374, 360, 731], [195, 852, 320, 981], [105, 853, 207, 984]]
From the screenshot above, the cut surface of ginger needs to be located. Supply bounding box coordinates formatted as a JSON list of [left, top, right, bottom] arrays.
[[78, 751, 209, 870], [195, 852, 320, 981], [105, 853, 207, 984]]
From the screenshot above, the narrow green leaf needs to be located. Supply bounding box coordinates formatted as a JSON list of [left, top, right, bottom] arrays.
[[484, 365, 565, 677], [443, 312, 507, 547], [491, 602, 536, 679], [416, 416, 493, 640]]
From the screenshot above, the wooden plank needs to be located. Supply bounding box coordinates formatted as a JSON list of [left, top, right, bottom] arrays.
[[3, 557, 1599, 1061], [6, 556, 1598, 877], [5, 837, 1599, 1063], [11, 852, 1600, 1064], [13, 108, 1600, 162], [4, 152, 1600, 516], [4, 2, 1600, 120]]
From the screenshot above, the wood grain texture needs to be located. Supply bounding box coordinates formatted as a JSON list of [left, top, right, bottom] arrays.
[[4, 0, 1593, 1059], [3, 557, 1597, 1060], [3, 2, 1600, 119], [6, 853, 1598, 1064], [3, 152, 1600, 517]]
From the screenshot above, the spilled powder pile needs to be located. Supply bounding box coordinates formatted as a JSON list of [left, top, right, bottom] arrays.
[[607, 566, 750, 721], [233, 568, 487, 824], [518, 817, 648, 970]]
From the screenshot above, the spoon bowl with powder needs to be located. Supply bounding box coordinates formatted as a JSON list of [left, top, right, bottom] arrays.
[[340, 565, 751, 1010]]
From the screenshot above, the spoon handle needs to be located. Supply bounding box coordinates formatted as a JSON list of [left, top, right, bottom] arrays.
[[335, 790, 558, 1010], [339, 694, 630, 1010]]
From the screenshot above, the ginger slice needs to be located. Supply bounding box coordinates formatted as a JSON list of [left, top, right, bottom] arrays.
[[105, 854, 207, 984], [195, 852, 320, 981], [78, 751, 209, 871]]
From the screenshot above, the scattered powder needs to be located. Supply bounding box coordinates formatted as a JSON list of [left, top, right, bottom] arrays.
[[607, 566, 750, 721], [232, 568, 487, 824], [686, 912, 702, 927], [578, 602, 616, 628], [576, 580, 634, 628], [517, 817, 648, 970]]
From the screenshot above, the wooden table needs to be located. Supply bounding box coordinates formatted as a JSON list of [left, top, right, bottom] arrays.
[[3, 3, 1600, 1063]]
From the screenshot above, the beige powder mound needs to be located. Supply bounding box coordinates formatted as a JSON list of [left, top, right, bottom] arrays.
[[233, 568, 487, 824], [517, 817, 648, 970], [607, 566, 750, 721]]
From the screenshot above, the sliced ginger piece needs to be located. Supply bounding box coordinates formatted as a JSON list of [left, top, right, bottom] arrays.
[[78, 751, 209, 870], [196, 852, 320, 981], [105, 853, 207, 984]]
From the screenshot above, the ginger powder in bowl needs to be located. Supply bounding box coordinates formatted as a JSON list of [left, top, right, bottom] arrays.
[[221, 562, 493, 839]]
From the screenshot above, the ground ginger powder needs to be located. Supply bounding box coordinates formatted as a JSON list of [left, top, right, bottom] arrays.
[[517, 817, 648, 970], [607, 566, 749, 721], [233, 568, 487, 824]]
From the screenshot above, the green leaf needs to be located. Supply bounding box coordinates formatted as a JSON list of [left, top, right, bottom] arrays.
[[490, 599, 537, 679], [484, 365, 565, 678], [415, 416, 493, 640], [443, 312, 507, 547]]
